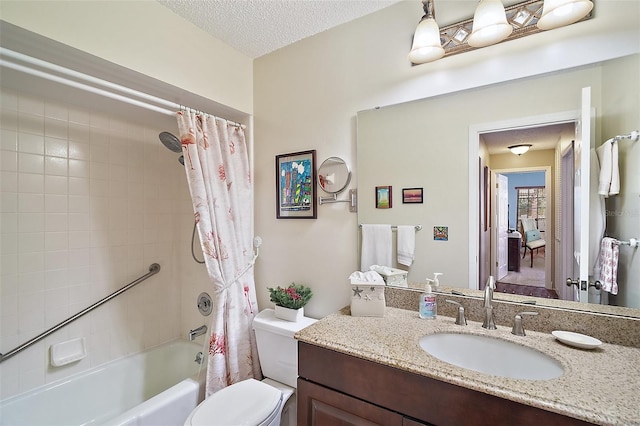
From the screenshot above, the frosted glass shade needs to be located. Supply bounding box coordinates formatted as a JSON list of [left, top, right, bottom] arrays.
[[508, 144, 532, 155], [409, 17, 445, 64], [537, 0, 594, 30], [468, 0, 513, 48]]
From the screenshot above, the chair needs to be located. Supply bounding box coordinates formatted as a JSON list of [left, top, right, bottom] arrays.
[[520, 217, 545, 268]]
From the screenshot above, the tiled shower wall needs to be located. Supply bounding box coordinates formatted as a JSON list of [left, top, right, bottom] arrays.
[[0, 87, 210, 399]]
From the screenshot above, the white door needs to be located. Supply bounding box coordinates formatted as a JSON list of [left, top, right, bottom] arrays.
[[572, 87, 594, 303], [497, 174, 509, 280]]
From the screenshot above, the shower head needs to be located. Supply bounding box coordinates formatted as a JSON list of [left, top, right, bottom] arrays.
[[159, 131, 182, 153]]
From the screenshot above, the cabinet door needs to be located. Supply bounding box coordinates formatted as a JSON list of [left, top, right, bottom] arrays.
[[298, 378, 403, 426]]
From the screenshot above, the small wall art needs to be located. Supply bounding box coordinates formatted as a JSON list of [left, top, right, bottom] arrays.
[[275, 150, 317, 219], [402, 187, 423, 204], [434, 226, 449, 241], [375, 186, 392, 209]]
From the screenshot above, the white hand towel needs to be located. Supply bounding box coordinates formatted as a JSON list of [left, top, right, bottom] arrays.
[[599, 237, 619, 295], [397, 225, 416, 267], [360, 224, 392, 272], [596, 140, 620, 197]]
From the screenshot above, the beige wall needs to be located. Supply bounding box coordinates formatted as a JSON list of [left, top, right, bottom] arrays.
[[602, 54, 640, 309], [254, 2, 640, 318], [0, 1, 253, 115]]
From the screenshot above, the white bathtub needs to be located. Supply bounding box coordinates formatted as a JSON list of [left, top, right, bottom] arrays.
[[0, 340, 206, 426]]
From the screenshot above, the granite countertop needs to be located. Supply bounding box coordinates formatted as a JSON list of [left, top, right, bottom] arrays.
[[295, 306, 640, 426]]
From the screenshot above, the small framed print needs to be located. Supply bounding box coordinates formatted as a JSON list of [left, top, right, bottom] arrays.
[[276, 150, 317, 219], [375, 186, 392, 209], [434, 226, 449, 241], [402, 187, 423, 204]]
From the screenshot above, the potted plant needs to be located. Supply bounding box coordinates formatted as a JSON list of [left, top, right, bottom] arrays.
[[268, 283, 313, 322]]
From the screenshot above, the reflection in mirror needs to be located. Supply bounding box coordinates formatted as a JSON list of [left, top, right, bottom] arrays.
[[356, 53, 639, 318], [318, 157, 351, 194]]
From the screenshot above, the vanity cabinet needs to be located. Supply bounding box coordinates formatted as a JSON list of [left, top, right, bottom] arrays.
[[297, 342, 591, 426]]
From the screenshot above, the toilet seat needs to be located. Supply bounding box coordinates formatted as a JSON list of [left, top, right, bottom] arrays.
[[185, 379, 283, 426]]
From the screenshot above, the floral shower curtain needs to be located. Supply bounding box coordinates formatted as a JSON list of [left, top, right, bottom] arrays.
[[176, 111, 260, 396]]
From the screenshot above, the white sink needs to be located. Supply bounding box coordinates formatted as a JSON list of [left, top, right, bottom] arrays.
[[419, 333, 564, 380]]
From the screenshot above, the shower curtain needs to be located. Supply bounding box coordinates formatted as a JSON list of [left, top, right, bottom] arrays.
[[176, 111, 260, 396]]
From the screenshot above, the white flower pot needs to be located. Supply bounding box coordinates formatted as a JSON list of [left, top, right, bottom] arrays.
[[274, 305, 304, 322]]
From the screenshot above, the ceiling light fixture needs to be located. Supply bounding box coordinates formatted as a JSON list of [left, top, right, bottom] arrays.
[[409, 0, 594, 65], [468, 0, 513, 48], [408, 0, 445, 64], [508, 144, 533, 155]]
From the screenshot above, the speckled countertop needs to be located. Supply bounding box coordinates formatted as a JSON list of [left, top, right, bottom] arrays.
[[296, 306, 640, 426]]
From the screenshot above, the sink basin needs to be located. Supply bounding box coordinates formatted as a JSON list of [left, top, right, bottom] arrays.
[[419, 333, 564, 380]]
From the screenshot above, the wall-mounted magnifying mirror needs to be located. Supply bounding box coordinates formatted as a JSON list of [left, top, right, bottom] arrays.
[[318, 157, 357, 212], [318, 156, 351, 194]]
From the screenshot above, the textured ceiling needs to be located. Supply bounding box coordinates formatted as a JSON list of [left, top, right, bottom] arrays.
[[157, 0, 401, 59], [482, 123, 576, 155]]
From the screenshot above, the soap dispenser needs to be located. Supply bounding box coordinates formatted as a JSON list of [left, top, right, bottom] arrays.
[[419, 284, 437, 320], [432, 273, 443, 290]]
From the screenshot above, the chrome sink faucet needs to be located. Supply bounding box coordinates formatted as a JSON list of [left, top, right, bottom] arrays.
[[482, 276, 497, 330]]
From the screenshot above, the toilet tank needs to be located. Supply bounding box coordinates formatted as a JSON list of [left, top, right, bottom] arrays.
[[252, 309, 317, 388]]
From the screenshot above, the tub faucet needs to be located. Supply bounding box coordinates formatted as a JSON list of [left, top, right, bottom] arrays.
[[188, 325, 207, 341], [482, 276, 497, 330]]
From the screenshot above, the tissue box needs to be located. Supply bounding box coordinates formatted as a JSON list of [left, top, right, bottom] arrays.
[[378, 268, 408, 288], [350, 283, 385, 317]]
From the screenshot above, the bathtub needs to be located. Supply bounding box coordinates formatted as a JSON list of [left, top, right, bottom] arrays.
[[0, 340, 206, 426]]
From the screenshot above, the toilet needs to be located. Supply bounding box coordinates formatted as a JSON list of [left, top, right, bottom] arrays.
[[184, 308, 317, 426]]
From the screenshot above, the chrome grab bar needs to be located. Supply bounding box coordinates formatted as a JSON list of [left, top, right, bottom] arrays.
[[0, 263, 161, 363]]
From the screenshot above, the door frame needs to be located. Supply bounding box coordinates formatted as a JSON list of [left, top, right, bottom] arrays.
[[490, 167, 552, 286], [468, 110, 580, 290]]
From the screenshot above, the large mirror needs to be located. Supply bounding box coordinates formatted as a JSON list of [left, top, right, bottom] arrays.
[[357, 53, 639, 317]]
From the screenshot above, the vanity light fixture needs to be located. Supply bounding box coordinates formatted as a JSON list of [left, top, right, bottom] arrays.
[[538, 0, 594, 30], [468, 0, 513, 48], [409, 0, 594, 65], [508, 144, 533, 155], [408, 0, 445, 64]]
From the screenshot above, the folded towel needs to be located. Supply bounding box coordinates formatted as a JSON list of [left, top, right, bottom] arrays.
[[599, 237, 619, 295], [349, 271, 385, 284], [397, 225, 416, 267], [369, 265, 393, 275], [596, 140, 620, 197], [360, 224, 392, 272]]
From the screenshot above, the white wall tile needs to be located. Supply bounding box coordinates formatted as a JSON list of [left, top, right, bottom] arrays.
[[18, 97, 44, 116], [45, 137, 68, 158], [18, 113, 44, 136], [1, 150, 18, 172], [45, 213, 68, 232], [45, 175, 68, 195], [68, 177, 89, 195], [18, 212, 44, 233], [68, 159, 89, 178], [19, 173, 44, 194], [44, 156, 68, 176], [18, 133, 44, 155], [18, 193, 44, 213], [1, 192, 17, 212], [45, 117, 68, 139], [1, 129, 18, 151], [18, 232, 44, 253], [68, 141, 89, 159], [18, 153, 43, 174], [1, 171, 18, 192], [45, 194, 67, 213]]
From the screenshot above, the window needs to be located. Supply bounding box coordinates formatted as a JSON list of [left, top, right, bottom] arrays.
[[516, 186, 545, 221]]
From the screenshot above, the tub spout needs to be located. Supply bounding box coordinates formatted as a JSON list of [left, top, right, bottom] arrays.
[[188, 325, 207, 341]]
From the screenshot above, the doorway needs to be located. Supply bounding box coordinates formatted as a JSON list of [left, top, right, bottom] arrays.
[[491, 168, 551, 297], [468, 112, 578, 298]]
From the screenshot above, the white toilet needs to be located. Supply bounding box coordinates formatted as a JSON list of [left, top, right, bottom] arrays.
[[184, 308, 317, 426]]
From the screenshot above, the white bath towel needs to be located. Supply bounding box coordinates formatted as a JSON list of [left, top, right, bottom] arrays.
[[596, 140, 620, 197], [360, 224, 392, 272], [599, 237, 619, 295], [397, 225, 416, 267]]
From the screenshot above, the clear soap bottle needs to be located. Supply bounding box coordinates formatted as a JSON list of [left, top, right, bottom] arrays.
[[419, 284, 437, 319]]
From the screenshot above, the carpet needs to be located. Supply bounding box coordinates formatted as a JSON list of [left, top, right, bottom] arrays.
[[495, 282, 559, 299], [500, 247, 545, 287]]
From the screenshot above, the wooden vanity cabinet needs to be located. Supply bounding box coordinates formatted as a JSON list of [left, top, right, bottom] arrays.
[[297, 342, 592, 426]]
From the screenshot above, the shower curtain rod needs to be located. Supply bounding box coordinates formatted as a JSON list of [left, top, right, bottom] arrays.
[[0, 47, 245, 128]]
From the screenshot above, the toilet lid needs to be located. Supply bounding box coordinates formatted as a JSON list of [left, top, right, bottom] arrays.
[[189, 379, 282, 426]]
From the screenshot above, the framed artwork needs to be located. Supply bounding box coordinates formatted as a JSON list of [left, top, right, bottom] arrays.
[[375, 186, 392, 209], [275, 150, 317, 219], [402, 187, 423, 204], [434, 226, 449, 241]]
